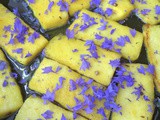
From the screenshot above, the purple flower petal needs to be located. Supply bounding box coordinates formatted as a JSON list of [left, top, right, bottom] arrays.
[[70, 79, 77, 91], [10, 72, 18, 78], [90, 0, 101, 9], [146, 64, 155, 75], [42, 90, 55, 103], [42, 66, 53, 74], [109, 59, 120, 68], [48, 1, 54, 11], [41, 110, 53, 119], [155, 5, 160, 15], [95, 33, 103, 40], [28, 0, 35, 4], [0, 61, 7, 71], [115, 36, 126, 47], [141, 9, 151, 15], [143, 95, 150, 101], [132, 84, 144, 100], [109, 0, 117, 5], [55, 66, 62, 73], [110, 28, 116, 35], [105, 8, 113, 16], [25, 52, 32, 58], [57, 0, 69, 12], [148, 105, 153, 113], [66, 29, 74, 39], [80, 56, 91, 71], [137, 65, 146, 75], [12, 48, 23, 54], [19, 79, 27, 84], [3, 80, 8, 87], [97, 108, 107, 119], [28, 32, 40, 44], [101, 37, 114, 50], [130, 29, 136, 37], [61, 114, 67, 120]]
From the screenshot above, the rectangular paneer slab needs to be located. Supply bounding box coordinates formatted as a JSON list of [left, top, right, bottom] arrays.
[[0, 50, 23, 118], [68, 9, 143, 61], [0, 4, 48, 65], [143, 24, 160, 92], [29, 58, 110, 120], [45, 34, 121, 86], [112, 64, 154, 120], [15, 96, 86, 120], [26, 0, 69, 30]]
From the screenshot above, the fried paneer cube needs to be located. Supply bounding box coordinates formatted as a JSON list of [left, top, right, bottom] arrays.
[[143, 24, 160, 92], [26, 0, 69, 30], [29, 58, 111, 119], [112, 64, 154, 120], [45, 34, 121, 86], [68, 9, 143, 61], [64, 0, 91, 16], [0, 4, 48, 65], [15, 96, 86, 120], [99, 0, 134, 21], [0, 50, 23, 119], [133, 0, 160, 25]]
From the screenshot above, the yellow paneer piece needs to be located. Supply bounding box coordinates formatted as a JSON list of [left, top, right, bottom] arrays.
[[68, 9, 143, 61], [143, 24, 160, 92], [64, 0, 91, 16], [99, 0, 134, 21], [133, 0, 160, 25], [0, 50, 23, 119], [29, 58, 111, 119], [45, 35, 121, 86], [26, 0, 69, 30], [0, 4, 48, 65], [112, 64, 154, 120], [15, 96, 86, 120]]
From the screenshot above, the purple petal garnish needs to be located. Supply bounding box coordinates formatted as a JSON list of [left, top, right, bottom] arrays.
[[42, 90, 55, 103], [105, 8, 113, 16], [3, 80, 8, 87], [132, 84, 144, 100], [55, 66, 62, 73], [41, 110, 53, 119], [12, 48, 23, 54], [130, 29, 136, 37], [141, 9, 151, 15], [25, 52, 32, 58], [115, 36, 126, 47], [57, 0, 69, 12], [61, 114, 67, 120], [109, 0, 117, 5], [0, 61, 7, 71], [137, 65, 146, 75], [28, 32, 40, 44], [155, 5, 160, 15], [101, 37, 114, 50], [66, 29, 74, 39], [80, 56, 91, 71], [146, 64, 155, 75], [10, 72, 18, 79], [42, 66, 53, 74], [148, 105, 153, 113], [110, 28, 116, 35], [97, 108, 107, 120], [95, 33, 103, 40], [28, 0, 35, 4], [90, 0, 101, 9], [143, 95, 150, 101], [48, 1, 54, 11], [70, 79, 77, 91], [109, 59, 120, 68]]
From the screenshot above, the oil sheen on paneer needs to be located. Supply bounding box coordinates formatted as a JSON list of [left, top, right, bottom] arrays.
[[0, 4, 48, 65], [143, 24, 160, 92], [29, 58, 111, 119], [112, 64, 154, 120], [64, 0, 91, 16], [0, 50, 23, 119], [133, 0, 160, 25], [68, 9, 143, 61], [45, 34, 121, 86], [15, 96, 86, 120], [99, 0, 134, 21], [26, 0, 69, 30]]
